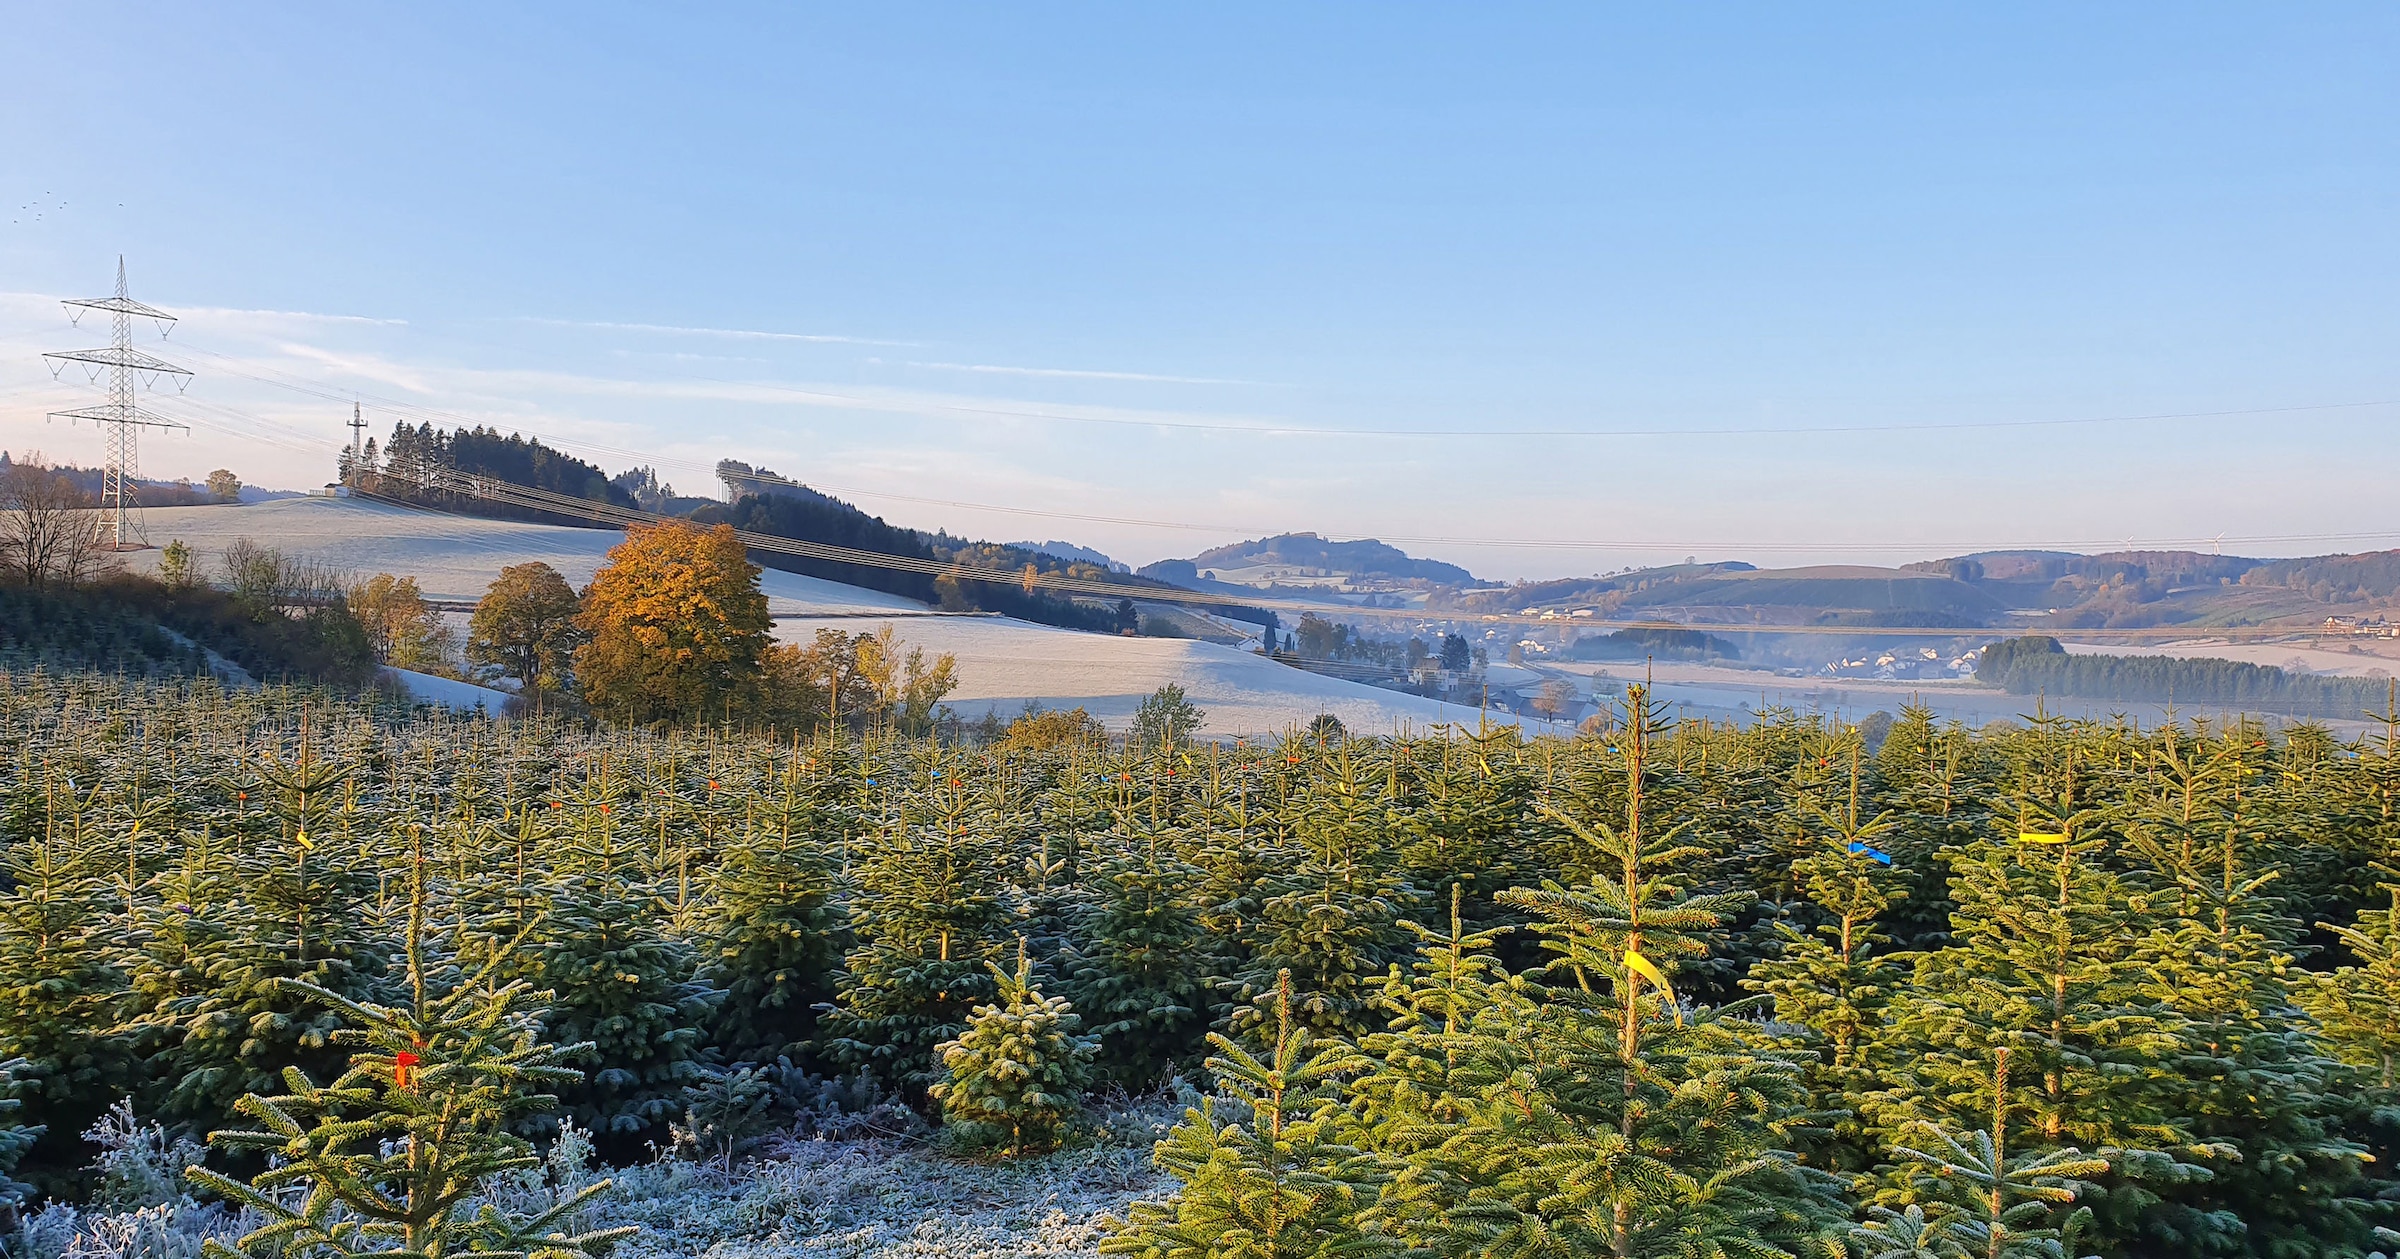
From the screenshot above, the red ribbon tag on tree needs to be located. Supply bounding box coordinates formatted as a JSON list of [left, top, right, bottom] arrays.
[[394, 1050, 419, 1088]]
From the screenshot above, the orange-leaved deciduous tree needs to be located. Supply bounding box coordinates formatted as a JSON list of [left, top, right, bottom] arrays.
[[575, 520, 771, 725], [467, 560, 586, 704]]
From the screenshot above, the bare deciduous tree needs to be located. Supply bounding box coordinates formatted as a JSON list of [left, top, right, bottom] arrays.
[[221, 537, 347, 620], [0, 453, 113, 589]]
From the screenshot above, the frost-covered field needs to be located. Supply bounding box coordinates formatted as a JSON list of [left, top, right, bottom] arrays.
[[17, 1101, 1183, 1259], [121, 495, 1531, 736], [123, 497, 930, 616], [774, 612, 1541, 739], [382, 665, 515, 712]]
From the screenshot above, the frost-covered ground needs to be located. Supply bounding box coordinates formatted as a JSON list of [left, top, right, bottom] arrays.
[[383, 665, 515, 713], [15, 1101, 1183, 1259], [123, 497, 929, 616], [776, 613, 1546, 739], [595, 1124, 1175, 1259]]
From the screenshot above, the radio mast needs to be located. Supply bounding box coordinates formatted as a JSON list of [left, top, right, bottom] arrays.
[[346, 401, 368, 486], [43, 257, 191, 550]]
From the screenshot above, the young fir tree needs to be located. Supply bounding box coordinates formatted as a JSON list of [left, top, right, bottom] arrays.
[[121, 828, 237, 1117], [1071, 815, 1214, 1086], [191, 863, 633, 1259], [703, 770, 844, 1061], [159, 747, 390, 1134], [2119, 737, 2375, 1254], [1177, 750, 1274, 1007], [1104, 973, 1385, 1259], [1744, 793, 1912, 1174], [1343, 886, 1515, 1246], [930, 942, 1098, 1154], [1225, 746, 1417, 1044], [1389, 724, 1536, 937], [507, 801, 718, 1142], [1851, 1050, 2108, 1259], [0, 1057, 40, 1224], [1870, 705, 1991, 950], [1395, 683, 1846, 1257], [821, 785, 1020, 1097], [1867, 723, 2195, 1252], [2298, 881, 2400, 1208], [0, 808, 130, 1189]]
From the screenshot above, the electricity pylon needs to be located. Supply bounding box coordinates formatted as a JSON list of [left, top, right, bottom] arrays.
[[43, 257, 191, 550]]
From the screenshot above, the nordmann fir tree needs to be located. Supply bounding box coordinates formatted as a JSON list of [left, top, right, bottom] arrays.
[[160, 739, 390, 1134], [1343, 885, 1515, 1247], [1071, 808, 1214, 1087], [2119, 731, 2374, 1254], [1225, 744, 1417, 1045], [1389, 722, 1539, 939], [191, 844, 633, 1259], [0, 779, 128, 1189], [1177, 747, 1274, 1012], [0, 1057, 40, 1225], [499, 778, 716, 1144], [1867, 704, 1992, 950], [2301, 877, 2400, 1206], [1394, 682, 1846, 1257], [1864, 715, 2181, 1253], [1744, 790, 1912, 1175], [996, 748, 1082, 989], [821, 779, 1020, 1098], [1105, 972, 1386, 1259], [930, 940, 1098, 1154], [704, 750, 845, 1062], [122, 826, 238, 1119], [1850, 1049, 2108, 1259]]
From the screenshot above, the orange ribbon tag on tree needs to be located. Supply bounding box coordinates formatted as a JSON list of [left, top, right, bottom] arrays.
[[393, 1050, 418, 1088]]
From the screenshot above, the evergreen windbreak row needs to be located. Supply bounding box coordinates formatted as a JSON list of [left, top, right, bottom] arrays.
[[5, 673, 2400, 1256]]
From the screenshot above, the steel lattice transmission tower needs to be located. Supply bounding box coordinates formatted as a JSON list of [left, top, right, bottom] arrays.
[[42, 257, 191, 551]]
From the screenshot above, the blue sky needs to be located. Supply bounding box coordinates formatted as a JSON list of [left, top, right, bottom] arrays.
[[2, 5, 2396, 578]]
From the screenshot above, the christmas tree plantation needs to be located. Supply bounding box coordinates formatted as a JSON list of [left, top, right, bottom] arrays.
[[0, 672, 2397, 1257]]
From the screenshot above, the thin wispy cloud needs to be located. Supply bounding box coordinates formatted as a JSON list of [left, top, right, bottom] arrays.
[[192, 344, 1303, 439], [881, 358, 1271, 386], [512, 316, 918, 347], [176, 306, 409, 328], [0, 292, 407, 329]]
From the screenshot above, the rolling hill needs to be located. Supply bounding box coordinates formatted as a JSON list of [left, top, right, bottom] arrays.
[[122, 496, 1544, 737], [1447, 548, 2400, 636], [1142, 533, 1479, 590]]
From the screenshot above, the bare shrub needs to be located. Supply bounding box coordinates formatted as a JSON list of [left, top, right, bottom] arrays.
[[218, 538, 347, 620]]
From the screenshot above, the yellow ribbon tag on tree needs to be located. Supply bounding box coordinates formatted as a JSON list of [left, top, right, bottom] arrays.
[[294, 829, 314, 852], [2016, 831, 2067, 845], [1623, 948, 1684, 1026]]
